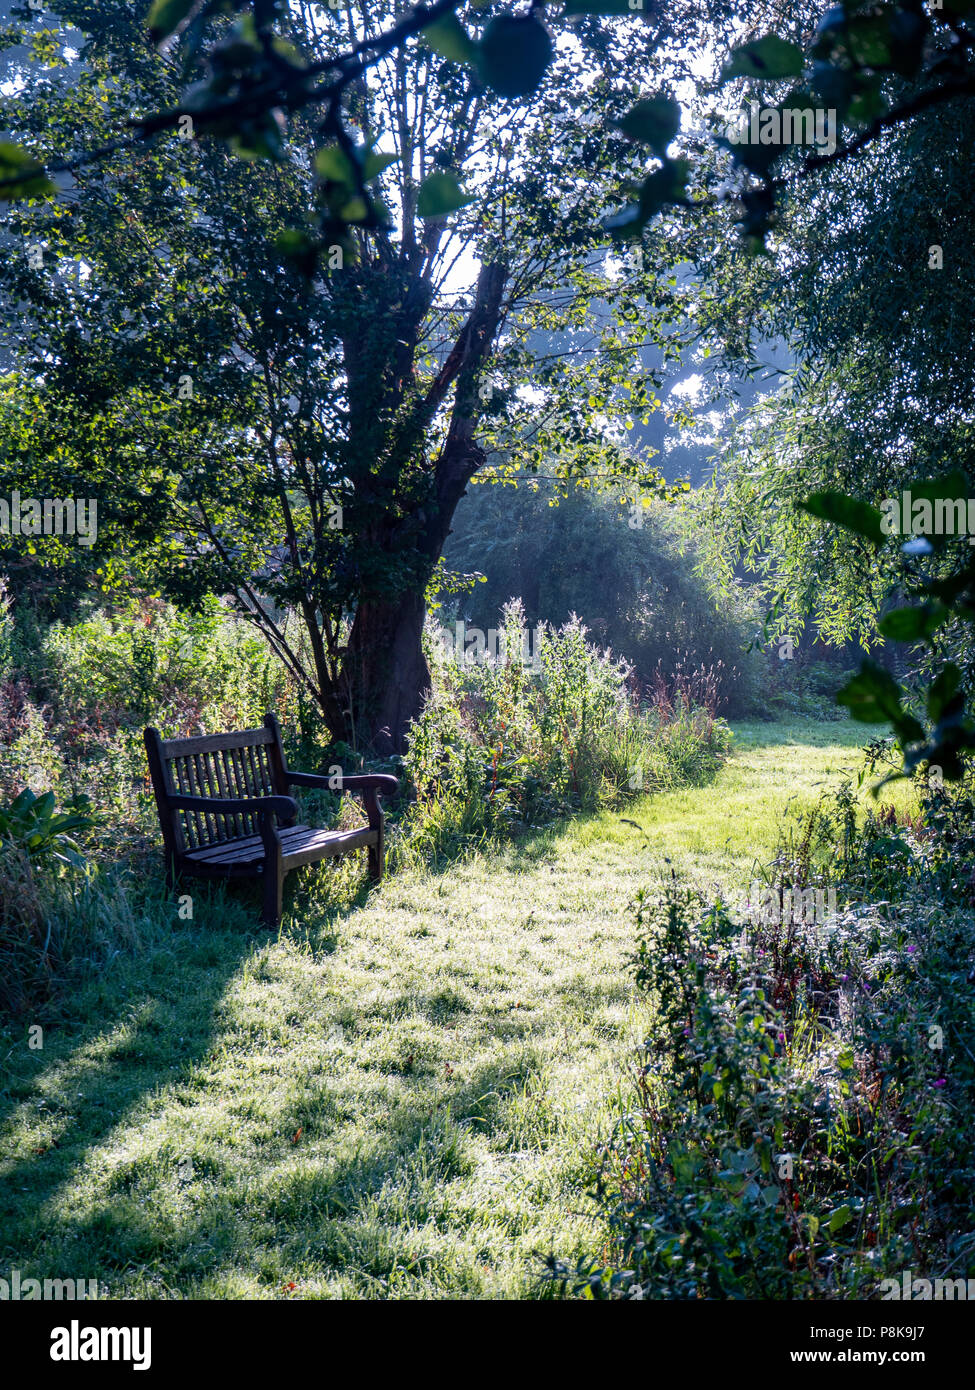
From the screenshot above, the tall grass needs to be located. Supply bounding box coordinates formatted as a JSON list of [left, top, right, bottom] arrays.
[[396, 602, 732, 866], [1, 592, 732, 1016], [559, 750, 975, 1299]]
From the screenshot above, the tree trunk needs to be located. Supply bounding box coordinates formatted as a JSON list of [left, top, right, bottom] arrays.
[[340, 586, 431, 755], [333, 259, 507, 755]]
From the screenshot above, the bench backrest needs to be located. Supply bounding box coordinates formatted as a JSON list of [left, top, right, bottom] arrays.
[[144, 714, 288, 856]]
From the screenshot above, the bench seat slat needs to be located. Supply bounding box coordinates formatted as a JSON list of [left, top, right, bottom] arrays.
[[184, 824, 378, 869]]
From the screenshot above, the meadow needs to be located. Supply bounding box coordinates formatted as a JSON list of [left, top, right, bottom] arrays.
[[1, 719, 873, 1298]]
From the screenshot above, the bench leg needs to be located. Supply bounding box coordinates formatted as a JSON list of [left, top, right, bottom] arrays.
[[262, 858, 284, 929], [364, 791, 384, 884], [164, 855, 182, 896], [367, 825, 385, 882]]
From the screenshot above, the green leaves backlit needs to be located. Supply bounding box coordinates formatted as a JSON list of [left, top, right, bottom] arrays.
[[721, 35, 804, 83], [0, 142, 55, 202], [417, 171, 472, 219]]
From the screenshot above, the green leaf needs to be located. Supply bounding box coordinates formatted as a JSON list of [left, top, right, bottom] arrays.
[[847, 76, 887, 126], [928, 664, 963, 723], [417, 172, 472, 218], [836, 660, 905, 725], [422, 15, 477, 66], [0, 141, 55, 202], [314, 145, 356, 186], [614, 96, 680, 157], [828, 1204, 853, 1235], [363, 151, 399, 179], [878, 604, 948, 643], [799, 491, 885, 547], [721, 35, 804, 83], [604, 158, 688, 235], [639, 159, 688, 216], [477, 14, 553, 98], [338, 196, 369, 222], [274, 228, 318, 264], [809, 61, 861, 121], [845, 15, 894, 68], [906, 471, 970, 507], [146, 0, 196, 44]]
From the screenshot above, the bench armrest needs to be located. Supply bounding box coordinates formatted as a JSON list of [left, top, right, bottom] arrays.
[[286, 771, 399, 796], [168, 793, 299, 821]]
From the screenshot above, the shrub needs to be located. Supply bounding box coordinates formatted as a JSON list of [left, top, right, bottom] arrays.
[[442, 482, 769, 717], [395, 602, 732, 865], [41, 594, 282, 730], [0, 787, 99, 1016], [558, 757, 975, 1299]]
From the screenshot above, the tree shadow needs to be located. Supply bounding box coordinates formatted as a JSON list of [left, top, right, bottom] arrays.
[[0, 808, 584, 1291], [16, 1044, 559, 1296], [0, 869, 378, 1271]]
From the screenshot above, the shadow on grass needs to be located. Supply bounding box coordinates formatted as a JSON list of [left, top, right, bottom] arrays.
[[1, 995, 557, 1294], [0, 851, 397, 1267], [0, 793, 582, 1286]]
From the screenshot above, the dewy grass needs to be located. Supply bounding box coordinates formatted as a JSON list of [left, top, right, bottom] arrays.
[[0, 718, 873, 1299]]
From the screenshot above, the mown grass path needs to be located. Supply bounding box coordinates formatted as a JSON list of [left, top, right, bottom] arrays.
[[0, 719, 871, 1298]]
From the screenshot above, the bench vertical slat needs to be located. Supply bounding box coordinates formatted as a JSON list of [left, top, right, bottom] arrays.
[[228, 749, 248, 835], [207, 752, 233, 843], [264, 712, 289, 796], [258, 744, 274, 795], [209, 749, 227, 831], [245, 744, 262, 798], [229, 747, 256, 837], [255, 744, 269, 795], [187, 754, 210, 844], [172, 757, 198, 849], [215, 749, 242, 839], [194, 752, 213, 840], [187, 757, 207, 847], [235, 744, 252, 798], [201, 753, 222, 842], [199, 751, 225, 843]]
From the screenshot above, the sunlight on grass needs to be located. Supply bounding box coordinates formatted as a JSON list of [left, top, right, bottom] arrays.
[[0, 717, 880, 1299]]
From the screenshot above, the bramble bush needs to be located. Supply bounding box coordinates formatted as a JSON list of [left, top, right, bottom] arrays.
[[395, 601, 732, 864], [552, 749, 975, 1299]]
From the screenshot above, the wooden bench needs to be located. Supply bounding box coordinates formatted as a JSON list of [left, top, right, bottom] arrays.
[[143, 713, 398, 928]]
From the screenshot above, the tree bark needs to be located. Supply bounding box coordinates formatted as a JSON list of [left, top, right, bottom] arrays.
[[340, 586, 431, 755], [332, 259, 508, 754]]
